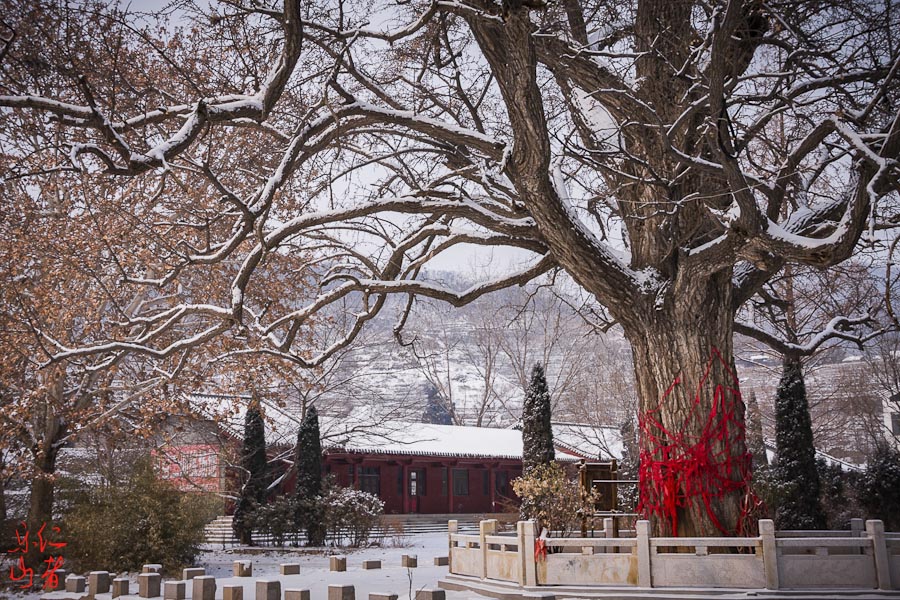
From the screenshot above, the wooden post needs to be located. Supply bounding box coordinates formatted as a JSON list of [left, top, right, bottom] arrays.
[[489, 466, 496, 513], [479, 519, 497, 580], [447, 466, 454, 513], [448, 520, 458, 573], [521, 520, 537, 586], [635, 520, 651, 588], [402, 464, 410, 514], [867, 520, 892, 590], [759, 519, 779, 590]]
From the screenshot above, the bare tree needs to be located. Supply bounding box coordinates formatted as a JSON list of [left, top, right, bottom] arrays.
[[2, 0, 899, 536]]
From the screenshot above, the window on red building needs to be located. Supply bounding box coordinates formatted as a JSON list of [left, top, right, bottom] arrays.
[[495, 471, 508, 496], [359, 467, 381, 496], [452, 468, 469, 496]]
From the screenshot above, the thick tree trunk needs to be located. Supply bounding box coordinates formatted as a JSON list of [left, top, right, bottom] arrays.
[[25, 449, 59, 572], [624, 278, 754, 537]]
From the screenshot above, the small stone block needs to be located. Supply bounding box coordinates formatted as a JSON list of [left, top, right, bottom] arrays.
[[111, 578, 130, 599], [280, 563, 301, 575], [401, 555, 417, 568], [433, 556, 449, 566], [256, 580, 281, 600], [67, 576, 87, 593], [139, 573, 161, 598], [164, 581, 185, 600], [369, 594, 397, 600], [55, 570, 69, 584], [233, 560, 253, 577], [193, 576, 216, 600], [521, 594, 555, 600], [327, 585, 354, 600], [142, 564, 163, 574], [182, 567, 205, 580], [414, 590, 444, 600], [223, 585, 244, 600], [361, 560, 381, 570], [285, 590, 310, 600], [89, 572, 111, 595], [329, 556, 347, 572]]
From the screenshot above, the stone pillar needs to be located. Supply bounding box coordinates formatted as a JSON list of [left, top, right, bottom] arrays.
[[142, 564, 163, 574], [759, 519, 779, 590], [193, 576, 216, 600], [285, 590, 310, 600], [867, 520, 892, 590], [851, 518, 865, 537], [280, 564, 301, 575], [433, 557, 449, 566], [223, 585, 243, 600], [256, 580, 281, 600], [164, 581, 185, 600], [414, 590, 445, 600], [520, 520, 537, 587], [55, 570, 69, 585], [182, 567, 205, 580], [635, 520, 651, 588], [89, 571, 111, 596], [369, 594, 397, 600], [362, 560, 381, 570], [66, 576, 87, 593], [401, 554, 417, 568], [234, 560, 252, 577], [479, 519, 498, 580], [329, 556, 347, 572], [139, 573, 162, 598], [448, 520, 458, 573], [327, 585, 354, 600], [112, 578, 130, 598]]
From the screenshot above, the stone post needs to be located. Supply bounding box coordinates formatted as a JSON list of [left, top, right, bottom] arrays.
[[759, 519, 779, 590], [448, 520, 458, 573], [280, 563, 301, 575], [139, 573, 162, 598], [401, 554, 417, 568], [223, 585, 244, 600], [329, 556, 347, 572], [66, 576, 87, 594], [285, 590, 310, 600], [414, 591, 445, 600], [479, 519, 497, 580], [520, 520, 537, 587], [234, 560, 253, 577], [362, 560, 381, 570], [327, 585, 354, 600], [112, 578, 130, 598], [867, 520, 892, 590], [193, 576, 216, 600], [851, 518, 864, 554], [369, 594, 397, 600], [142, 564, 163, 574], [89, 571, 111, 597], [182, 567, 205, 580], [164, 581, 185, 600], [256, 580, 281, 600], [635, 520, 651, 588]]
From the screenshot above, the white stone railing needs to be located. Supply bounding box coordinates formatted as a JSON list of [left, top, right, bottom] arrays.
[[448, 518, 898, 591]]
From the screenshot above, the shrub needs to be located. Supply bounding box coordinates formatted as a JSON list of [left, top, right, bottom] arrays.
[[250, 495, 298, 547], [323, 485, 384, 547], [512, 462, 597, 536], [857, 444, 900, 531], [63, 457, 214, 573]]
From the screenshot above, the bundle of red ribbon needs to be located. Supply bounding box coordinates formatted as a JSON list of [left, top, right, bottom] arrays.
[[636, 348, 759, 536]]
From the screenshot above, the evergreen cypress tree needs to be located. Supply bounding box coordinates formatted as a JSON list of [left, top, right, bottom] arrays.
[[522, 364, 555, 473], [858, 444, 900, 531], [232, 396, 268, 545], [294, 406, 325, 545], [422, 384, 453, 425], [773, 357, 826, 530]]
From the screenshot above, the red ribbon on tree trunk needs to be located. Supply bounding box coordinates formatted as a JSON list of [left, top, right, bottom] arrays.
[[636, 347, 760, 536]]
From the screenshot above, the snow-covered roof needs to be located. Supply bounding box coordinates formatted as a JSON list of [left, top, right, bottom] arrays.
[[184, 393, 618, 462]]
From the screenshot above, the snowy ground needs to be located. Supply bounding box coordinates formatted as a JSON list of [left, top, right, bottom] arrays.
[[21, 532, 469, 600]]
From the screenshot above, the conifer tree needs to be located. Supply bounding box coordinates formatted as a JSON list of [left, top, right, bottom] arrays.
[[522, 364, 555, 473], [232, 396, 268, 545], [422, 384, 453, 425], [773, 357, 826, 530], [294, 406, 325, 545]]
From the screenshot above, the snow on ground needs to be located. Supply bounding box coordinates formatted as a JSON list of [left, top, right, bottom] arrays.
[[196, 532, 455, 600], [27, 533, 469, 600]]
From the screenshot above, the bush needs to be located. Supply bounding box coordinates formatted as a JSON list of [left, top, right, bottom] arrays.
[[857, 444, 900, 531], [250, 496, 298, 547], [512, 462, 597, 536], [63, 457, 214, 573], [323, 485, 384, 547]]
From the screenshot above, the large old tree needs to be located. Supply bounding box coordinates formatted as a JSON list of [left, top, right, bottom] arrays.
[[2, 0, 899, 537]]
